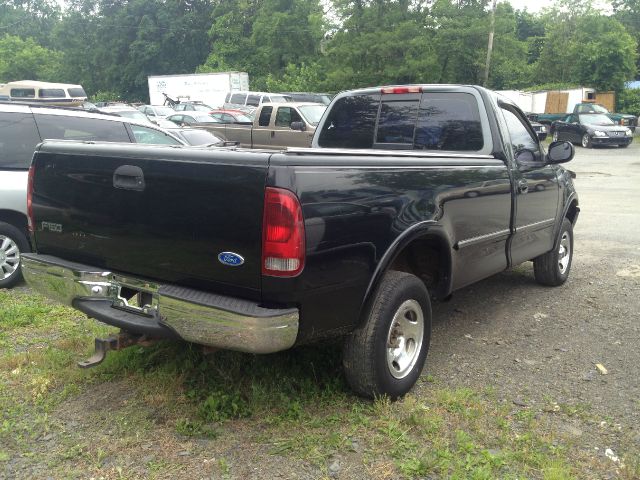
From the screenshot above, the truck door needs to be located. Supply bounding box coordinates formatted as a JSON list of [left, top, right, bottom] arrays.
[[499, 104, 560, 265], [271, 106, 313, 148]]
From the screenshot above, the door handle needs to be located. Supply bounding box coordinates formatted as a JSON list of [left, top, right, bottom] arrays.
[[113, 165, 145, 191], [517, 179, 528, 194]]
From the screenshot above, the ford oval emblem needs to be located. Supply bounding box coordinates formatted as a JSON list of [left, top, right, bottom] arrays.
[[218, 252, 244, 267]]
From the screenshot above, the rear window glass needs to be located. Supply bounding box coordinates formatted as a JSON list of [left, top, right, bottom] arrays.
[[39, 89, 66, 98], [67, 88, 87, 97], [0, 112, 41, 169], [10, 88, 35, 98], [35, 114, 131, 142], [318, 92, 483, 151], [414, 93, 483, 151], [376, 100, 419, 145], [317, 94, 379, 148]]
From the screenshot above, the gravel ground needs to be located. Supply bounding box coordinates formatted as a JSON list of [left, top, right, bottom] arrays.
[[423, 140, 640, 468]]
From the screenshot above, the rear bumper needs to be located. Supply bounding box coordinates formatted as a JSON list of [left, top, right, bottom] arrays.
[[21, 254, 299, 354]]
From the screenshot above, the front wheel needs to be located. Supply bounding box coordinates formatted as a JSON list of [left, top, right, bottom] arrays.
[[0, 222, 31, 289], [343, 271, 432, 399], [581, 133, 592, 148], [533, 218, 573, 286]]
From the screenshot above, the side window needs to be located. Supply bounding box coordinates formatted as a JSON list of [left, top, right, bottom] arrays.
[[211, 113, 223, 121], [222, 114, 234, 122], [246, 95, 260, 107], [317, 94, 379, 148], [258, 107, 273, 127], [168, 115, 182, 125], [230, 93, 246, 104], [0, 112, 41, 169], [10, 88, 35, 98], [184, 116, 195, 123], [501, 107, 540, 159], [174, 104, 185, 111], [130, 125, 182, 145], [35, 114, 131, 142], [275, 107, 302, 128], [39, 89, 66, 98], [414, 93, 483, 151]]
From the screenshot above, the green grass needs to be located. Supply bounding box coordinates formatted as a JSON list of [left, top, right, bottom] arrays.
[[1, 288, 637, 478]]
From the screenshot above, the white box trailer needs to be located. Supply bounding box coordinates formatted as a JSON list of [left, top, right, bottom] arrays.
[[147, 72, 249, 107], [496, 87, 596, 114]]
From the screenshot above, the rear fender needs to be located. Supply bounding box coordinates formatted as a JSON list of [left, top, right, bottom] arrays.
[[356, 221, 453, 327]]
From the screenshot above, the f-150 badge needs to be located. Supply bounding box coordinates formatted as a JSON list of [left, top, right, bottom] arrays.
[[218, 252, 244, 267], [41, 221, 62, 233]]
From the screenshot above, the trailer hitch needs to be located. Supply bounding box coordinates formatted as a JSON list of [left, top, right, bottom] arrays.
[[78, 332, 157, 368]]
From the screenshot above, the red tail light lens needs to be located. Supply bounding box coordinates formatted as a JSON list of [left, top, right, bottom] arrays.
[[27, 165, 35, 233], [262, 187, 305, 277]]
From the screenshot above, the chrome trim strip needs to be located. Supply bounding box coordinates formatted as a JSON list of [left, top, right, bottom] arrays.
[[516, 218, 555, 232], [286, 147, 495, 159], [21, 254, 298, 354], [455, 229, 511, 250]]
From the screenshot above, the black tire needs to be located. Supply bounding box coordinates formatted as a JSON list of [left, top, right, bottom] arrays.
[[581, 133, 592, 149], [533, 218, 573, 287], [0, 222, 30, 289], [343, 270, 432, 399], [619, 143, 629, 148]]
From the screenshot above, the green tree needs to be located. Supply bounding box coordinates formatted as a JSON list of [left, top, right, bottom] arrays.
[[0, 34, 62, 82], [199, 0, 324, 90]]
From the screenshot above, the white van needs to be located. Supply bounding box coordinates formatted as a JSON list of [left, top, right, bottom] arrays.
[[0, 80, 88, 107], [224, 91, 291, 108]]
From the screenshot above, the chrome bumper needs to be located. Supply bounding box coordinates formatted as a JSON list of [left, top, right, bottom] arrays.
[[21, 254, 299, 354]]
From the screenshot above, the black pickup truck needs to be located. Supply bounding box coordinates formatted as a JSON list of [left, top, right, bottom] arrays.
[[22, 85, 579, 398]]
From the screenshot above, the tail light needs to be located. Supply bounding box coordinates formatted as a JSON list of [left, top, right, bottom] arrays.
[[262, 187, 305, 277], [27, 165, 35, 233], [381, 86, 423, 94]]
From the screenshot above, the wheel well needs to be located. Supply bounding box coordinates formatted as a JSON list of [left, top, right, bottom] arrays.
[[0, 210, 28, 235], [388, 236, 450, 299], [565, 201, 579, 225]]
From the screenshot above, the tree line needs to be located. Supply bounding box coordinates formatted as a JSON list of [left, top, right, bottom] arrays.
[[1, 0, 639, 112]]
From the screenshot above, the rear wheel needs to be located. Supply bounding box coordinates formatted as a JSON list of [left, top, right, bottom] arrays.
[[343, 271, 431, 399], [533, 218, 573, 286], [0, 222, 30, 289], [581, 133, 592, 148]]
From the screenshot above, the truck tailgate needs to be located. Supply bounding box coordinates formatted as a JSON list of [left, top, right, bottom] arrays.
[[30, 141, 269, 298]]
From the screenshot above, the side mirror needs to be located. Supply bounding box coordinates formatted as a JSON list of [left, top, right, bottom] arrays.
[[290, 121, 306, 131], [547, 141, 574, 164]]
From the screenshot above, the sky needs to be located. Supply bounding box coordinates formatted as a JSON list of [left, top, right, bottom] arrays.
[[505, 0, 611, 13]]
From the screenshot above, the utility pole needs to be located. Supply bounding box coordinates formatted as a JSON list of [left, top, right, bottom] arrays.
[[483, 0, 497, 87]]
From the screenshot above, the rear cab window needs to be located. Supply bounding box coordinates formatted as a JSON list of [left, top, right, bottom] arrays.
[[316, 88, 490, 153]]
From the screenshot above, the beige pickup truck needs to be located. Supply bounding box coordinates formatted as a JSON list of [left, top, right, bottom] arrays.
[[204, 102, 326, 149]]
